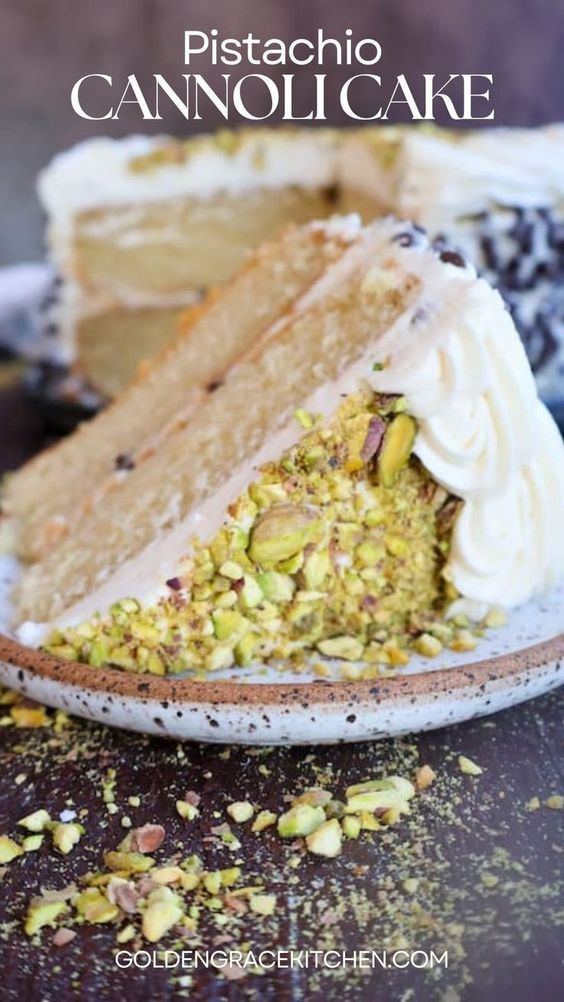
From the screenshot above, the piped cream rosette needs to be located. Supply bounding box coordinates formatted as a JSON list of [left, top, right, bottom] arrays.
[[368, 243, 564, 608]]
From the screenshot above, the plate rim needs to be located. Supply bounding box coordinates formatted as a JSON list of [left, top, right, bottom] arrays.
[[1, 630, 562, 708]]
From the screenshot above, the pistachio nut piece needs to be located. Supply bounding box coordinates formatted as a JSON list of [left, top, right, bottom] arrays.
[[305, 818, 343, 858], [277, 804, 326, 838], [248, 504, 321, 568], [378, 414, 417, 487]]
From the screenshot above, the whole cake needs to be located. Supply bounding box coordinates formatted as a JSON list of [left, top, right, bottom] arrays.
[[39, 129, 347, 399], [39, 124, 564, 401], [6, 217, 564, 677]]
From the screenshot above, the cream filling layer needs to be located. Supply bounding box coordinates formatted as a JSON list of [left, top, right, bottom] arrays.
[[38, 132, 341, 220]]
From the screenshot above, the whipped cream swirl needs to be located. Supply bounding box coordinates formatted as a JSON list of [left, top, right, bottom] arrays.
[[368, 239, 564, 607], [450, 402, 564, 605]]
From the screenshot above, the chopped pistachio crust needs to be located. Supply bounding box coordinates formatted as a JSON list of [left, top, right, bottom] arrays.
[[44, 390, 462, 676]]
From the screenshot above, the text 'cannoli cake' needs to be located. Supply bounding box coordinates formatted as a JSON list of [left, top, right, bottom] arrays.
[[5, 217, 564, 678]]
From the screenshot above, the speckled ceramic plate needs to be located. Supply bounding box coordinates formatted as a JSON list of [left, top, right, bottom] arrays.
[[0, 583, 562, 744]]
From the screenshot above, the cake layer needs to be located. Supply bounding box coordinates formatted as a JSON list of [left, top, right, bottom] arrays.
[[4, 222, 348, 563], [67, 185, 357, 396], [14, 218, 564, 643], [76, 304, 184, 400], [73, 187, 347, 301]]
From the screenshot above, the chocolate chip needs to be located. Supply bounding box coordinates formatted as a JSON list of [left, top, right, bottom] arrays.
[[411, 306, 429, 326], [166, 577, 183, 591], [392, 230, 416, 247], [393, 224, 427, 248], [439, 249, 466, 268], [471, 205, 564, 375], [323, 183, 340, 205], [114, 452, 136, 472], [206, 380, 223, 392]]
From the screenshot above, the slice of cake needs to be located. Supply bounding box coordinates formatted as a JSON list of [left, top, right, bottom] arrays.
[[2, 221, 348, 562], [9, 217, 564, 677], [39, 124, 564, 402]]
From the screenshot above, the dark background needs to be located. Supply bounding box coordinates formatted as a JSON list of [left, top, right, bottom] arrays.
[[0, 0, 562, 264]]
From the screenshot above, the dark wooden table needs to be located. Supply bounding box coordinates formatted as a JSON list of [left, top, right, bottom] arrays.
[[0, 373, 562, 1002]]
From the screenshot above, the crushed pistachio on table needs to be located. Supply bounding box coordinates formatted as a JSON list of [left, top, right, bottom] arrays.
[[0, 685, 562, 998]]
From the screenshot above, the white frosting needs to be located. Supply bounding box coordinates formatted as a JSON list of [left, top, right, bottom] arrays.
[[38, 130, 339, 237], [16, 218, 564, 644], [450, 402, 564, 605], [39, 124, 564, 369], [39, 125, 564, 237], [368, 275, 539, 496], [365, 243, 564, 607], [394, 126, 564, 229]]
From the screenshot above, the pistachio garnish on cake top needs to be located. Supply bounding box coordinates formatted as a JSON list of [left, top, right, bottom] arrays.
[[10, 217, 564, 674], [43, 390, 459, 674]]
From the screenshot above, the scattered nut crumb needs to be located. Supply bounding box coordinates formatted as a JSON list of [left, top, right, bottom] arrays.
[[415, 764, 436, 790], [458, 755, 483, 776]]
